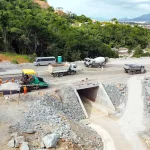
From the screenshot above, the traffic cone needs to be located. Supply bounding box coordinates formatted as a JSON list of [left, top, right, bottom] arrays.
[[23, 86, 27, 94]]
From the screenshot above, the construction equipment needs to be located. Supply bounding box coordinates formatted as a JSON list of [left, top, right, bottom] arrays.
[[48, 63, 77, 77], [20, 69, 49, 91], [123, 64, 146, 75], [0, 69, 49, 95], [84, 57, 108, 68]]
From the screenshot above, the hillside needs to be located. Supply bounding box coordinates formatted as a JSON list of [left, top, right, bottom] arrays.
[[119, 13, 150, 22], [0, 0, 150, 60]]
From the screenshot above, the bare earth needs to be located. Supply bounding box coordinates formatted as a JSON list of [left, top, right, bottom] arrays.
[[1, 57, 150, 150]]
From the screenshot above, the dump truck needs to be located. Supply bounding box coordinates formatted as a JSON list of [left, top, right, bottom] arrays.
[[85, 57, 108, 68], [123, 64, 146, 75], [48, 63, 77, 77]]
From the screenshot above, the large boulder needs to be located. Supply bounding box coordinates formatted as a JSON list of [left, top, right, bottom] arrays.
[[20, 142, 29, 150], [15, 136, 25, 148], [42, 133, 60, 148], [7, 139, 15, 148]]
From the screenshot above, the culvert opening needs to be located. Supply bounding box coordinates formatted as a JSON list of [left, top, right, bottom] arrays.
[[76, 86, 99, 117], [77, 87, 99, 102]]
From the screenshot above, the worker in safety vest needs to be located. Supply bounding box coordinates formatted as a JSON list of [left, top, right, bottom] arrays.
[[27, 75, 34, 83]]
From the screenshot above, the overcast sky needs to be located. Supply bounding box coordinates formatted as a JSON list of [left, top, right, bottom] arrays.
[[47, 0, 150, 20]]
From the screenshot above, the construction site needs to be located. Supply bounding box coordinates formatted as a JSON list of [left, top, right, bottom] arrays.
[[1, 57, 150, 150]]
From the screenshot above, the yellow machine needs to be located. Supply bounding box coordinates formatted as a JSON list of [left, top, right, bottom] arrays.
[[22, 69, 37, 75]]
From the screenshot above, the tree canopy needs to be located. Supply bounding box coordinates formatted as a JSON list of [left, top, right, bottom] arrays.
[[0, 0, 150, 61]]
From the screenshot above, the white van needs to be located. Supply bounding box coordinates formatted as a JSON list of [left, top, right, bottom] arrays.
[[34, 57, 56, 66]]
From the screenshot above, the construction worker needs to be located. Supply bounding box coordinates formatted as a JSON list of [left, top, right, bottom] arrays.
[[27, 75, 34, 83], [6, 80, 8, 83], [11, 78, 15, 82]]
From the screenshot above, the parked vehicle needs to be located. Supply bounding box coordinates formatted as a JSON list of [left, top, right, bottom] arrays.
[[84, 58, 90, 65], [123, 64, 146, 75], [85, 57, 108, 68], [34, 57, 56, 66], [48, 63, 77, 77]]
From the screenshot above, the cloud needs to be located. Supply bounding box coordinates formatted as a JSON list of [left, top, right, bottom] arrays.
[[48, 0, 150, 19]]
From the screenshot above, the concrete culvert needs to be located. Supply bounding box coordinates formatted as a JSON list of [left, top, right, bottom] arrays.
[[75, 82, 115, 117], [77, 86, 99, 103]]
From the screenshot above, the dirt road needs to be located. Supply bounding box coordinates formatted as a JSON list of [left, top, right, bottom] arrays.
[[84, 101, 146, 150]]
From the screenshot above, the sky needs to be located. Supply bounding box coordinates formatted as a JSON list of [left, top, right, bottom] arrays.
[[47, 0, 150, 20]]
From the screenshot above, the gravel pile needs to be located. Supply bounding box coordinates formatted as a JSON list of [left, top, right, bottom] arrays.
[[103, 82, 127, 117], [11, 90, 103, 150], [60, 86, 86, 121]]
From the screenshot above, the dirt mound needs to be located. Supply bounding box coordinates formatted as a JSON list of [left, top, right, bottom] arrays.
[[34, 0, 50, 9], [0, 54, 28, 63]]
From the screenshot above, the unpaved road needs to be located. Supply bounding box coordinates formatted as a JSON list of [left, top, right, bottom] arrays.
[[84, 101, 146, 150]]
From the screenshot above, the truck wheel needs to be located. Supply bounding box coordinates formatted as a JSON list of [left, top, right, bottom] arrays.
[[89, 65, 92, 68], [71, 71, 75, 75], [53, 73, 58, 77], [58, 72, 64, 77], [128, 70, 133, 75], [141, 67, 146, 74], [35, 86, 39, 90], [98, 65, 102, 68], [125, 69, 128, 73]]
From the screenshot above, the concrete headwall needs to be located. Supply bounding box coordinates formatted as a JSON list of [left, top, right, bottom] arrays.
[[75, 82, 115, 116], [96, 83, 115, 113]]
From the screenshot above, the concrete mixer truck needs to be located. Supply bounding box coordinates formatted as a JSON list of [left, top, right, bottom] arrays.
[[84, 57, 108, 68]]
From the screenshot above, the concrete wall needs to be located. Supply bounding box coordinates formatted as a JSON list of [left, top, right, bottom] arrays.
[[96, 83, 115, 113]]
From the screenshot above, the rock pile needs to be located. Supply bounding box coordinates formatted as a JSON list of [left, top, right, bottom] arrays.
[[7, 132, 29, 149], [103, 82, 127, 117], [11, 88, 103, 150], [60, 86, 86, 121]]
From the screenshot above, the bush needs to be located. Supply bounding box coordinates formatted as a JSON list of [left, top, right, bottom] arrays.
[[11, 59, 18, 64], [141, 52, 150, 57], [29, 53, 37, 62]]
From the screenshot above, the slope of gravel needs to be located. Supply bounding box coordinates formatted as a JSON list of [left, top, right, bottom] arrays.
[[59, 86, 86, 121], [11, 90, 103, 150], [103, 82, 127, 117]]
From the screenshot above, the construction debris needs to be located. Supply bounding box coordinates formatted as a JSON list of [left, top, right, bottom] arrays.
[[7, 139, 15, 148], [20, 142, 29, 150], [10, 90, 103, 150], [42, 133, 60, 148]]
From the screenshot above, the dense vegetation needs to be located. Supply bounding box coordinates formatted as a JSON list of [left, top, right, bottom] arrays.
[[0, 0, 150, 61]]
